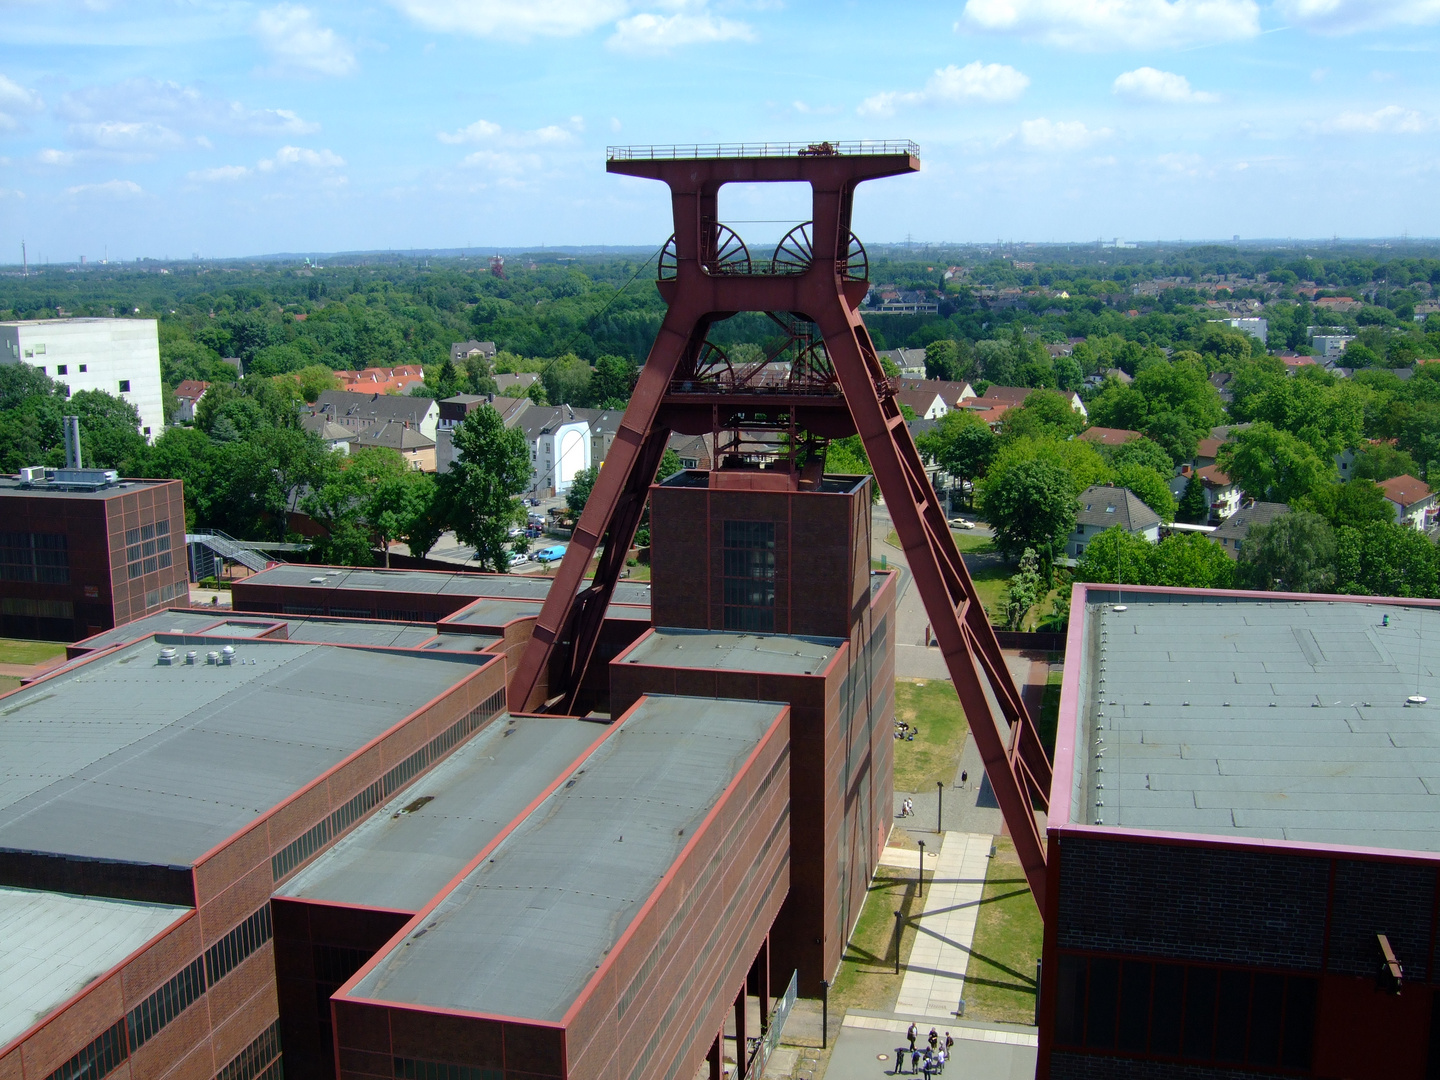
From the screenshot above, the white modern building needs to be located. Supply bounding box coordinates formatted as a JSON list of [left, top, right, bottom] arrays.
[[0, 318, 164, 441], [1210, 317, 1268, 346], [519, 405, 591, 497]]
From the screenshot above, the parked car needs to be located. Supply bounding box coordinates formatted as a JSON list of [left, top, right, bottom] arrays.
[[948, 517, 976, 530], [508, 551, 529, 567], [534, 544, 568, 563]]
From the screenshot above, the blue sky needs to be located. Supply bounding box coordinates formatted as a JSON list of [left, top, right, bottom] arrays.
[[3, 0, 1440, 261]]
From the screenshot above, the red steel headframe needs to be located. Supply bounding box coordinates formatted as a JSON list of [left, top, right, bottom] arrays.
[[508, 143, 1051, 911]]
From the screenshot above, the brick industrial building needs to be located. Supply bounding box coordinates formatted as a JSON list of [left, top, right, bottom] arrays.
[[0, 466, 895, 1080], [0, 473, 188, 641], [1042, 584, 1440, 1080]]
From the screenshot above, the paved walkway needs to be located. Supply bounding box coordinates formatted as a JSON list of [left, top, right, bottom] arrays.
[[895, 831, 993, 1021]]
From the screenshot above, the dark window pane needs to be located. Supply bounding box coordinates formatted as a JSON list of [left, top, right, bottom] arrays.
[[1183, 967, 1218, 1060], [1117, 961, 1152, 1052], [1215, 969, 1250, 1062], [1247, 972, 1284, 1066], [1151, 964, 1184, 1055], [1085, 958, 1119, 1049], [1281, 976, 1318, 1070], [1054, 955, 1087, 1046]]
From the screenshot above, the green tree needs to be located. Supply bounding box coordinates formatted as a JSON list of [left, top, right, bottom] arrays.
[[1073, 526, 1153, 586], [1235, 511, 1337, 593], [1000, 390, 1086, 441], [123, 427, 214, 529], [295, 365, 339, 404], [1351, 442, 1420, 482], [1177, 473, 1208, 524], [542, 353, 592, 406], [1335, 520, 1440, 597], [1114, 463, 1177, 522], [432, 357, 462, 399], [1299, 479, 1396, 531], [1004, 548, 1044, 631], [1147, 532, 1235, 589], [979, 458, 1078, 563], [924, 339, 965, 381], [915, 410, 996, 507], [68, 390, 146, 468], [1219, 422, 1333, 504], [438, 404, 531, 571], [1103, 435, 1175, 475], [588, 355, 638, 407], [567, 464, 599, 518]]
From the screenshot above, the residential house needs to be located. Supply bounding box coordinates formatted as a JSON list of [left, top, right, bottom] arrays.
[[1077, 427, 1141, 447], [1209, 317, 1268, 345], [1279, 354, 1318, 372], [311, 390, 440, 441], [300, 415, 359, 455], [517, 405, 591, 497], [1172, 464, 1241, 522], [435, 394, 532, 472], [1209, 372, 1234, 404], [173, 379, 209, 423], [865, 290, 939, 316], [337, 365, 428, 396], [877, 348, 928, 375], [960, 402, 1011, 431], [1066, 485, 1162, 560], [1317, 297, 1362, 314], [895, 388, 949, 420], [1194, 437, 1224, 468], [668, 432, 712, 471], [355, 421, 437, 472], [494, 372, 541, 397], [572, 408, 625, 465], [1210, 501, 1289, 558], [971, 385, 1088, 419], [449, 340, 497, 364], [895, 377, 976, 408], [1311, 334, 1355, 360], [1378, 474, 1437, 531]]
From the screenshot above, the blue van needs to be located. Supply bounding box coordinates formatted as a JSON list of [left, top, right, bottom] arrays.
[[534, 544, 568, 563]]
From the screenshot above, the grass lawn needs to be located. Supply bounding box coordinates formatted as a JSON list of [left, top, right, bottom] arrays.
[[831, 866, 932, 1016], [962, 837, 1043, 1025], [893, 678, 968, 790], [0, 638, 66, 667], [884, 528, 995, 555], [0, 676, 19, 695]]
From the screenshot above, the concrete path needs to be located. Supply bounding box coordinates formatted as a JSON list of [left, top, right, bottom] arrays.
[[824, 1022, 1035, 1080], [895, 831, 993, 1020]]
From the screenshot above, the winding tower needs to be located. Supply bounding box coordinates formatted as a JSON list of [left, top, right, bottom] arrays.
[[509, 141, 1053, 909]]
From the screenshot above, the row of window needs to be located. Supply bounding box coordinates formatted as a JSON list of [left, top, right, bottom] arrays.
[[216, 1021, 283, 1080], [271, 687, 507, 881], [1, 597, 74, 619], [0, 531, 69, 584], [1053, 953, 1317, 1071], [395, 1058, 500, 1080], [722, 520, 776, 633], [45, 905, 277, 1080], [126, 520, 172, 580], [144, 580, 187, 610]]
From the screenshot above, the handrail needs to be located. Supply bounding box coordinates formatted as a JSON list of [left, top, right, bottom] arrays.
[[607, 140, 919, 161]]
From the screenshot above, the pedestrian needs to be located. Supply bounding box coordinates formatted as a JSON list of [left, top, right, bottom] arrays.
[[960, 770, 968, 786], [929, 1027, 939, 1050], [936, 1049, 946, 1074], [911, 1048, 921, 1074], [907, 1023, 917, 1051], [944, 1032, 953, 1053]]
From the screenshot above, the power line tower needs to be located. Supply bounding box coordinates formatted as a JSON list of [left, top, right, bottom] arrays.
[[509, 141, 1052, 910]]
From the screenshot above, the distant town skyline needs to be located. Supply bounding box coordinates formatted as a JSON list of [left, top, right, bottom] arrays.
[[3, 0, 1440, 261]]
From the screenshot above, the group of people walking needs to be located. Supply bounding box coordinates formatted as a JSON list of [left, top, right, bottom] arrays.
[[900, 1024, 953, 1075]]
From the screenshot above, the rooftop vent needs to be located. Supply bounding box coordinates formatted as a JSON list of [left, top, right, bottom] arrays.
[[157, 647, 177, 666]]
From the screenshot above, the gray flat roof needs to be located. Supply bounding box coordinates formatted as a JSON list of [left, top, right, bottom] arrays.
[[278, 717, 605, 911], [621, 627, 841, 676], [349, 695, 784, 1021], [74, 610, 271, 651], [0, 477, 175, 501], [1075, 595, 1440, 851], [278, 617, 441, 649], [0, 636, 487, 868], [443, 599, 544, 626], [241, 565, 653, 606], [76, 610, 482, 653], [425, 633, 502, 653], [0, 887, 188, 1048]]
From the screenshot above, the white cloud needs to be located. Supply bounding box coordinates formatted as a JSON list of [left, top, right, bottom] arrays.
[[607, 11, 755, 52], [0, 74, 44, 131], [1019, 118, 1112, 150], [68, 120, 186, 151], [59, 79, 319, 136], [37, 148, 75, 165], [958, 0, 1260, 50], [255, 4, 357, 77], [66, 179, 143, 198], [858, 61, 1029, 117], [1113, 67, 1218, 103], [189, 164, 252, 182], [1321, 105, 1439, 133], [259, 145, 345, 170], [1276, 0, 1440, 33], [388, 0, 627, 39], [438, 119, 502, 144], [460, 149, 540, 174]]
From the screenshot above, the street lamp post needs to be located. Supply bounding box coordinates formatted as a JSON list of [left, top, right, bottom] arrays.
[[918, 839, 926, 900]]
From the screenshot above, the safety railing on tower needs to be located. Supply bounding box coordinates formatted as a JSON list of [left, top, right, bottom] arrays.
[[607, 141, 919, 161]]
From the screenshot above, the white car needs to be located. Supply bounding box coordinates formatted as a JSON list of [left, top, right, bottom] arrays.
[[508, 551, 529, 566], [949, 517, 976, 530]]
